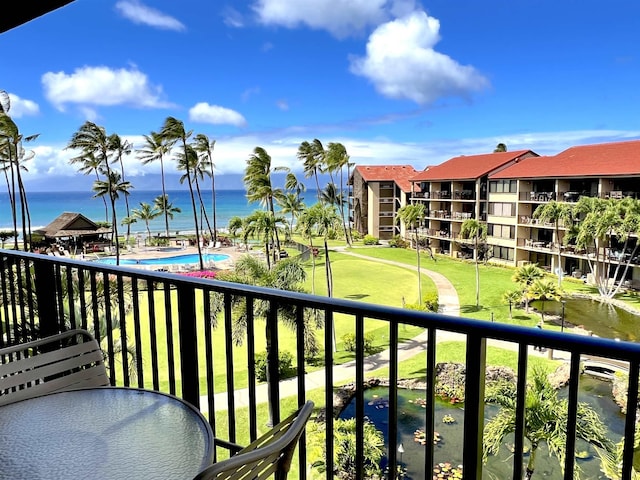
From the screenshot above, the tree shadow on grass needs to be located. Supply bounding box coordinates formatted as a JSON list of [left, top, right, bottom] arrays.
[[460, 304, 487, 314], [345, 293, 369, 300]]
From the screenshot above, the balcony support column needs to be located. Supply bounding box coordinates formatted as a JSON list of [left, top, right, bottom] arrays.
[[33, 259, 59, 338], [463, 335, 486, 478], [177, 285, 200, 407]]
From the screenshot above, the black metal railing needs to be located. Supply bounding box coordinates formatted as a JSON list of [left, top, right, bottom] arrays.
[[1, 249, 639, 479]]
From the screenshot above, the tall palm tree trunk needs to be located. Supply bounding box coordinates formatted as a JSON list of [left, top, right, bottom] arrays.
[[16, 171, 31, 250], [339, 167, 351, 246], [119, 159, 131, 238], [183, 150, 204, 270], [195, 178, 214, 241], [268, 195, 281, 251], [415, 231, 422, 301], [211, 165, 217, 244], [160, 157, 170, 237]]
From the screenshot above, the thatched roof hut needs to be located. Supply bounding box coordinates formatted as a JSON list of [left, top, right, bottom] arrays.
[[34, 212, 111, 241]]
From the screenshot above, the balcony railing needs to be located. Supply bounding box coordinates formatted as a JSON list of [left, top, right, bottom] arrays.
[[1, 249, 639, 479]]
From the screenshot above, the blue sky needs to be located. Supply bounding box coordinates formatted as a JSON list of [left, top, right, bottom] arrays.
[[2, 0, 640, 191]]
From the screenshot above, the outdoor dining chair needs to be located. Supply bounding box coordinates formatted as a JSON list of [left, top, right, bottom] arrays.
[[0, 328, 110, 406], [193, 401, 314, 480]]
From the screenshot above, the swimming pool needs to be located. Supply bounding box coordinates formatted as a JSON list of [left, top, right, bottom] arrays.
[[94, 253, 230, 266]]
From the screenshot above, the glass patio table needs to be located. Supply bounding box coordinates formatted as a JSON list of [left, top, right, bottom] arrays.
[[0, 387, 214, 480]]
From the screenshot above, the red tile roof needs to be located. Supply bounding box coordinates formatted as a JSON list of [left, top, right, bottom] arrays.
[[354, 165, 420, 192], [491, 139, 640, 179], [410, 150, 535, 182]]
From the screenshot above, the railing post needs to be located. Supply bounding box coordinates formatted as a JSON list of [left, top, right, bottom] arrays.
[[177, 285, 200, 407], [463, 335, 486, 479], [266, 301, 280, 426], [33, 259, 59, 338]]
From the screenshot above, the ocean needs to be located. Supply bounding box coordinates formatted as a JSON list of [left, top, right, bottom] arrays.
[[0, 189, 270, 236]]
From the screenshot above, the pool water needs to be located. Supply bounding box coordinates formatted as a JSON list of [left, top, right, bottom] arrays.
[[94, 253, 230, 266]]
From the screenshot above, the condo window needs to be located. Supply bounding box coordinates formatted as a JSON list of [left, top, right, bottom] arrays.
[[489, 180, 517, 193], [488, 202, 516, 217], [488, 224, 515, 239], [492, 246, 514, 261]]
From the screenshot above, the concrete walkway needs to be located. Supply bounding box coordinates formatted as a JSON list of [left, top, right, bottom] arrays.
[[200, 248, 550, 413]]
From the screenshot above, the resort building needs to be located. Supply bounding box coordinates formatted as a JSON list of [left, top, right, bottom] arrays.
[[349, 164, 419, 240], [407, 150, 538, 256], [349, 139, 640, 286]]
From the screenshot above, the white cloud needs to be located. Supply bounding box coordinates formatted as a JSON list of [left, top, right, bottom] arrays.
[[349, 11, 490, 105], [222, 6, 244, 28], [42, 66, 172, 111], [276, 100, 289, 111], [189, 102, 248, 127], [115, 0, 185, 31], [6, 93, 39, 118], [252, 0, 389, 38]]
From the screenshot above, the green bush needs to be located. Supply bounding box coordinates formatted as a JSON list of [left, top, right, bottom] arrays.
[[363, 234, 379, 245], [404, 292, 439, 313], [254, 350, 295, 382], [341, 332, 376, 355], [389, 234, 409, 249]]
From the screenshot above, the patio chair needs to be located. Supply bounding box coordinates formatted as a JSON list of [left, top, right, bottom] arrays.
[[194, 401, 314, 480], [0, 328, 110, 406]]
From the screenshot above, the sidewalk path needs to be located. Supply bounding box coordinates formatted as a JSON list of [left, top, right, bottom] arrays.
[[201, 248, 551, 412]]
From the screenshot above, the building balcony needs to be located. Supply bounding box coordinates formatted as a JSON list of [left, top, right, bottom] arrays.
[[1, 249, 639, 479]]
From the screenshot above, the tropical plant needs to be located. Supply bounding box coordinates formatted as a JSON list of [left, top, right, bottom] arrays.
[[69, 152, 109, 221], [396, 203, 428, 302], [131, 202, 161, 243], [512, 263, 544, 313], [243, 146, 283, 252], [493, 143, 507, 152], [137, 131, 176, 237], [325, 142, 352, 245], [502, 289, 522, 319], [153, 194, 181, 230], [484, 366, 614, 479], [573, 196, 640, 299], [307, 417, 385, 480], [192, 133, 217, 243], [276, 191, 305, 240], [533, 201, 573, 286], [460, 218, 488, 307], [297, 139, 326, 203], [91, 170, 132, 263], [242, 210, 286, 270], [0, 97, 38, 251], [108, 134, 133, 238], [227, 216, 243, 246], [120, 216, 137, 247], [160, 117, 204, 270], [296, 207, 319, 294], [527, 278, 562, 324]]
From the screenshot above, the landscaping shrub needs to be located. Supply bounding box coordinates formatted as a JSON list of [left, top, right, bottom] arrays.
[[254, 350, 295, 382], [342, 332, 376, 355], [389, 234, 409, 249], [363, 235, 379, 245], [404, 292, 439, 313]]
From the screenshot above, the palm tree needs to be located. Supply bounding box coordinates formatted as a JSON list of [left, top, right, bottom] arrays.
[[243, 147, 283, 251], [67, 121, 116, 247], [396, 203, 427, 302], [276, 191, 305, 240], [137, 131, 176, 237], [227, 216, 243, 246], [120, 216, 137, 248], [512, 263, 544, 313], [131, 202, 161, 244], [527, 278, 562, 324], [176, 144, 214, 242], [502, 289, 522, 319], [70, 153, 109, 221], [326, 142, 352, 246], [193, 133, 217, 244], [243, 210, 285, 270], [92, 170, 132, 264], [460, 218, 488, 307], [153, 194, 181, 234], [484, 366, 613, 479], [160, 117, 204, 270], [493, 143, 507, 152], [296, 207, 319, 294], [533, 201, 572, 286], [0, 111, 38, 251], [108, 134, 133, 238], [297, 139, 325, 203]]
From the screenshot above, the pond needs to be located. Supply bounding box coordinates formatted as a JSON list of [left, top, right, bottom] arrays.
[[340, 378, 625, 479], [532, 297, 640, 341]]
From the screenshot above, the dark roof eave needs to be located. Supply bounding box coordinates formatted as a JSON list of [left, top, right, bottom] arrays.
[[1, 0, 75, 34]]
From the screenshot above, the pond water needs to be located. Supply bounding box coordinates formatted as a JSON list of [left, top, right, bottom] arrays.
[[340, 378, 625, 479], [532, 297, 640, 341]]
